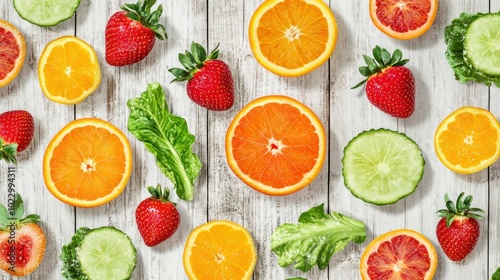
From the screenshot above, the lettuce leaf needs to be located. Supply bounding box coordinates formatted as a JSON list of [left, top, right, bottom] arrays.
[[492, 267, 500, 280], [60, 227, 91, 280], [271, 204, 366, 272], [127, 83, 202, 201], [444, 11, 500, 87]]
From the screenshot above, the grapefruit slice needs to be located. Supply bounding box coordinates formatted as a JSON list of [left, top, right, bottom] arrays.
[[0, 20, 26, 88], [369, 0, 438, 40], [360, 229, 438, 280], [225, 95, 326, 196]]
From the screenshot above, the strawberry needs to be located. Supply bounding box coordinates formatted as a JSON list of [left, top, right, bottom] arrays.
[[169, 42, 234, 111], [136, 185, 180, 247], [105, 0, 167, 66], [436, 192, 484, 261], [0, 194, 46, 276], [0, 110, 34, 164], [352, 46, 415, 118]]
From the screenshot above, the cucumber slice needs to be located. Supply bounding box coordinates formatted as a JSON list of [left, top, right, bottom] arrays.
[[342, 129, 425, 205], [464, 13, 500, 76], [13, 0, 80, 27], [78, 227, 137, 280]]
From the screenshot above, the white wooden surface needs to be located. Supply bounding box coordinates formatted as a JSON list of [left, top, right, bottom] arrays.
[[0, 0, 499, 279]]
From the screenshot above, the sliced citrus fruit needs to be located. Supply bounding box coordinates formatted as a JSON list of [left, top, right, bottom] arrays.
[[43, 118, 132, 208], [183, 220, 257, 280], [14, 0, 81, 27], [434, 106, 500, 174], [342, 128, 425, 205], [369, 0, 438, 40], [248, 0, 338, 77], [0, 19, 26, 88], [225, 95, 326, 196], [38, 36, 101, 104], [360, 229, 438, 280]]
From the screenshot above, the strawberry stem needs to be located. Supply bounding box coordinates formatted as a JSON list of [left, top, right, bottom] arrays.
[[0, 139, 18, 164], [121, 0, 167, 40], [436, 192, 484, 228], [169, 42, 221, 83]]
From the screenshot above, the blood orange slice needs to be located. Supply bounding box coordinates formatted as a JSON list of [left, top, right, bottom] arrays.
[[360, 229, 438, 280], [369, 0, 438, 40], [0, 20, 26, 88], [225, 95, 326, 196]]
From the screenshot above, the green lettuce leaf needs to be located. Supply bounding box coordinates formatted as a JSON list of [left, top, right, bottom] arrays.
[[127, 82, 202, 201], [271, 204, 366, 272], [444, 11, 500, 87], [60, 227, 91, 280], [492, 267, 500, 280]]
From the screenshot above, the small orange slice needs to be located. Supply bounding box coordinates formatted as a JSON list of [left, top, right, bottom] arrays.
[[225, 95, 326, 196], [248, 0, 338, 77], [43, 118, 132, 208], [369, 0, 438, 40], [360, 229, 438, 280], [434, 106, 500, 174], [38, 36, 101, 104], [0, 19, 26, 87], [183, 220, 257, 280]]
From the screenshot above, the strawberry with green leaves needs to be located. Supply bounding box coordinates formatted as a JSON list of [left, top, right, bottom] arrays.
[[436, 192, 484, 261], [169, 42, 234, 111], [352, 46, 415, 118], [136, 185, 180, 247], [105, 0, 167, 66], [0, 110, 34, 164], [0, 194, 46, 276]]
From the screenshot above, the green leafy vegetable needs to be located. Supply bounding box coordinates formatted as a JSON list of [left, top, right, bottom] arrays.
[[492, 267, 500, 280], [61, 227, 91, 279], [127, 82, 202, 201], [444, 11, 500, 87], [271, 204, 366, 272]]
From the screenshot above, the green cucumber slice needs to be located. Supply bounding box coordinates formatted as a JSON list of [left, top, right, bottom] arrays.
[[13, 0, 81, 27], [464, 13, 500, 76], [77, 227, 137, 280], [342, 128, 425, 205]]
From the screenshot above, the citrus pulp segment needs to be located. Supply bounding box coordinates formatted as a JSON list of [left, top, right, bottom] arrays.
[[248, 0, 337, 77], [369, 0, 438, 40], [14, 0, 81, 27], [360, 229, 438, 280], [38, 36, 101, 104], [342, 128, 424, 205], [78, 227, 136, 280], [183, 220, 257, 280], [43, 118, 132, 208], [434, 107, 500, 174], [0, 20, 26, 88], [225, 95, 326, 196], [464, 13, 500, 77]]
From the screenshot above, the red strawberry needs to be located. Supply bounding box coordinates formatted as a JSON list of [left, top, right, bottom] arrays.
[[136, 185, 180, 247], [0, 194, 46, 276], [169, 42, 234, 111], [352, 46, 415, 118], [436, 192, 484, 261], [0, 110, 34, 164], [105, 0, 167, 66]]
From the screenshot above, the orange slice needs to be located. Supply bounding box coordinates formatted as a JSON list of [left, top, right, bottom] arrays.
[[0, 19, 26, 87], [434, 106, 500, 174], [248, 0, 338, 77], [360, 229, 438, 280], [43, 118, 132, 208], [369, 0, 438, 40], [183, 220, 257, 280], [225, 95, 326, 196], [38, 36, 101, 104]]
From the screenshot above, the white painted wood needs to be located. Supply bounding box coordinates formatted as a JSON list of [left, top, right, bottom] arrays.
[[1, 0, 499, 279]]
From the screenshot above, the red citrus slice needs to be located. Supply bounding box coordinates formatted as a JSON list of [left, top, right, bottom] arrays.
[[369, 0, 438, 40], [0, 19, 26, 87], [360, 229, 438, 280]]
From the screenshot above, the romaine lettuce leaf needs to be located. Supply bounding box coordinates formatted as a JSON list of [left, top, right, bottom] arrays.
[[271, 204, 366, 272], [61, 227, 91, 280], [127, 82, 202, 201], [444, 11, 500, 87], [492, 267, 500, 280]]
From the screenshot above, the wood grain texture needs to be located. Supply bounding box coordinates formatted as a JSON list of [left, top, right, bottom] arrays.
[[1, 0, 499, 279]]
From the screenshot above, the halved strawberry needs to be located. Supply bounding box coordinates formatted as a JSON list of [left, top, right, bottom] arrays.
[[0, 194, 46, 276]]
